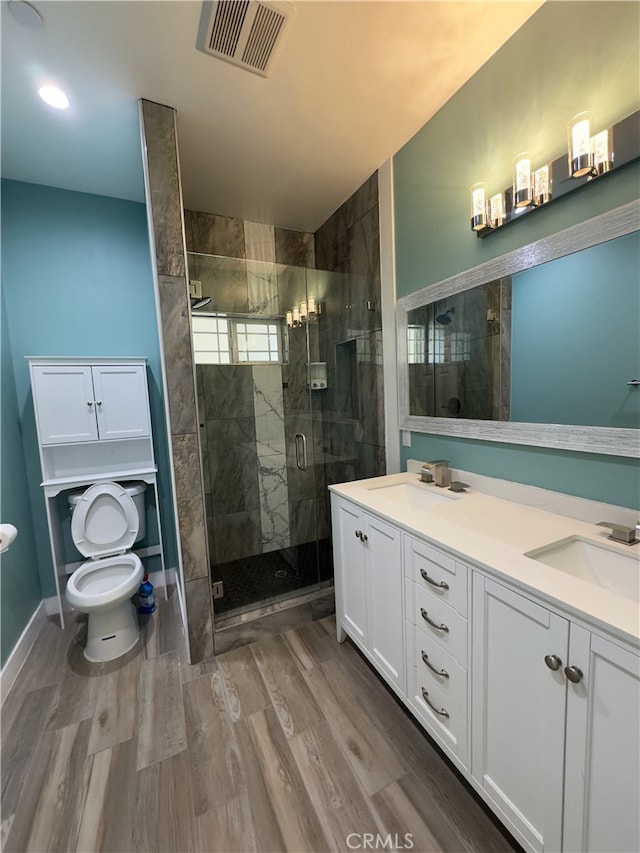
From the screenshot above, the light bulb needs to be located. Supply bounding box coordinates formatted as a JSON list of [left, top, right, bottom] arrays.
[[470, 183, 487, 231], [568, 112, 593, 177]]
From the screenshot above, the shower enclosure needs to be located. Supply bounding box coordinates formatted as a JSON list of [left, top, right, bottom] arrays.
[[188, 253, 337, 621]]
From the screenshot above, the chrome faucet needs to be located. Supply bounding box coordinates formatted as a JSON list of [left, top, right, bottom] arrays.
[[597, 519, 640, 545], [421, 460, 451, 488], [420, 459, 449, 486]]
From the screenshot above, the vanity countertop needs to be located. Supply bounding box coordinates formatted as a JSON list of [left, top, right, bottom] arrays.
[[330, 472, 640, 646]]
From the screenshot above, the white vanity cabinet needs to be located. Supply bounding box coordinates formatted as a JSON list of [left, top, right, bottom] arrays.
[[330, 475, 639, 853], [331, 495, 405, 695], [472, 574, 640, 853], [562, 627, 640, 853], [404, 536, 470, 768], [30, 362, 150, 444]]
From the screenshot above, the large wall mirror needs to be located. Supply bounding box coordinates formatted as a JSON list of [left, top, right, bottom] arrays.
[[397, 200, 640, 457]]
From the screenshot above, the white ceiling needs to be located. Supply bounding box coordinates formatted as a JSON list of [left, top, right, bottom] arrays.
[[1, 0, 542, 232]]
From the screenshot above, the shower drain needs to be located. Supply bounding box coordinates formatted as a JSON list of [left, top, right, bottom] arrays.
[[274, 569, 288, 579]]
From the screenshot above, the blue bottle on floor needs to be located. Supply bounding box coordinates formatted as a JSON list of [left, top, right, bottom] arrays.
[[138, 573, 156, 614]]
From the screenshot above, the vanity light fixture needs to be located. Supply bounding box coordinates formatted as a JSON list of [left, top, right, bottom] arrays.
[[286, 299, 321, 328], [469, 108, 639, 237], [38, 84, 69, 109]]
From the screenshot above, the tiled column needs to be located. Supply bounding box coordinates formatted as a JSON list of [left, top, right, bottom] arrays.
[[139, 99, 213, 662]]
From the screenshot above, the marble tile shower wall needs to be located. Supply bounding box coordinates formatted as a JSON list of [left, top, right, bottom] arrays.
[[186, 209, 322, 566], [314, 171, 386, 495]]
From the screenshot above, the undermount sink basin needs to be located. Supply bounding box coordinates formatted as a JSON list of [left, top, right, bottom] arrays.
[[525, 536, 640, 602], [368, 481, 454, 511]]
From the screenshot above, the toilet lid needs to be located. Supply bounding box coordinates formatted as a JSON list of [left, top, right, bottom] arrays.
[[71, 482, 139, 559]]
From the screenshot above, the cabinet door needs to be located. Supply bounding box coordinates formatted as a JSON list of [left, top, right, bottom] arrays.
[[364, 512, 404, 692], [92, 365, 150, 440], [563, 626, 640, 853], [471, 575, 569, 853], [31, 365, 98, 444], [333, 498, 368, 648]]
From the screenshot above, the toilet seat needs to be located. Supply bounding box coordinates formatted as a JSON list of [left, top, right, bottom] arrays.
[[66, 552, 143, 612], [71, 481, 139, 558]]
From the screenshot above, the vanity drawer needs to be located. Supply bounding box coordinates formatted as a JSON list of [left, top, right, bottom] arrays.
[[405, 536, 468, 616], [413, 583, 468, 666], [408, 622, 467, 712], [408, 665, 468, 765]]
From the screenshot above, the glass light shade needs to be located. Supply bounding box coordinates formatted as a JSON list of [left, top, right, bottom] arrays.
[[292, 306, 299, 325], [533, 165, 551, 206], [286, 311, 293, 328], [591, 128, 613, 175], [299, 301, 308, 320], [489, 193, 505, 228], [307, 297, 316, 315], [568, 112, 593, 177], [513, 153, 532, 207], [470, 182, 487, 231]]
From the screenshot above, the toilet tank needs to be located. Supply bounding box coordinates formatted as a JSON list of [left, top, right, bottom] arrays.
[[67, 481, 147, 543]]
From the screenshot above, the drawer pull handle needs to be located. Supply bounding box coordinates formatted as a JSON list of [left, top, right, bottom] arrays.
[[420, 608, 449, 632], [420, 568, 449, 590], [421, 688, 449, 718], [421, 651, 449, 678]]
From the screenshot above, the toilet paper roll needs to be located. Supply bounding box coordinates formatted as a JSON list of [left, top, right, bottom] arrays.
[[0, 524, 18, 554]]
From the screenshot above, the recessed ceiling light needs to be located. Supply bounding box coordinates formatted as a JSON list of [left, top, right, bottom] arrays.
[[38, 85, 69, 109]]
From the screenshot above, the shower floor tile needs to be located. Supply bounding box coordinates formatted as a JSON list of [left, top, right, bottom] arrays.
[[212, 541, 331, 616]]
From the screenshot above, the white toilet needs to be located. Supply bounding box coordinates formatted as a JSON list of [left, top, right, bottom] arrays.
[[65, 481, 146, 662]]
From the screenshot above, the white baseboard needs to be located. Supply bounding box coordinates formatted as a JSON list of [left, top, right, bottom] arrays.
[[1, 601, 47, 704]]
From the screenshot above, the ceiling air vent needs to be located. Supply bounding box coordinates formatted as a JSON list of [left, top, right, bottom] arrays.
[[198, 0, 292, 77]]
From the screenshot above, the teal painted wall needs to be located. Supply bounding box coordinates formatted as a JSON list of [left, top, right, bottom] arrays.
[[511, 231, 640, 428], [1, 179, 178, 610], [393, 1, 640, 508], [1, 290, 43, 667], [394, 1, 640, 297]]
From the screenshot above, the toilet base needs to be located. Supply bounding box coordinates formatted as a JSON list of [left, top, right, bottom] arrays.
[[85, 599, 140, 662]]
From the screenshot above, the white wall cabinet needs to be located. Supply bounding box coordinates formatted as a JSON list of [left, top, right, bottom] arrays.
[[31, 363, 150, 444], [472, 574, 640, 853], [330, 490, 639, 853], [332, 495, 405, 694], [28, 357, 165, 627]]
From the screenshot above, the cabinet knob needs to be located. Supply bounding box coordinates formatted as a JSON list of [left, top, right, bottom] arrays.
[[95, 401, 102, 406], [87, 401, 93, 408], [361, 533, 368, 542], [544, 654, 563, 671], [564, 665, 584, 684], [355, 530, 362, 540]]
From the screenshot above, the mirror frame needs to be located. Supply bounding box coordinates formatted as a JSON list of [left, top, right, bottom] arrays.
[[397, 199, 640, 458]]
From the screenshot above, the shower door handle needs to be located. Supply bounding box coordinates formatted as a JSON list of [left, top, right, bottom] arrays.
[[295, 433, 308, 471]]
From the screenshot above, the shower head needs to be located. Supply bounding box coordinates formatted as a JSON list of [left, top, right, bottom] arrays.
[[436, 307, 455, 325], [190, 296, 211, 310]]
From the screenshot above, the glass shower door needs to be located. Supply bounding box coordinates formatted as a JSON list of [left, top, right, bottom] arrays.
[[191, 253, 326, 621]]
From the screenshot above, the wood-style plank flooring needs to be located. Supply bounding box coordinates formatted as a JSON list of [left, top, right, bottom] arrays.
[[1, 589, 520, 852]]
